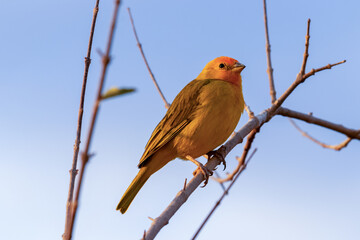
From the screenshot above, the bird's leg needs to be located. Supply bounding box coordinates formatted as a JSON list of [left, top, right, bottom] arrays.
[[186, 155, 212, 187], [206, 148, 226, 170]]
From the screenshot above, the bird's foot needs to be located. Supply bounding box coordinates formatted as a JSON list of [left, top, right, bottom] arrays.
[[206, 149, 226, 171], [186, 155, 212, 187]]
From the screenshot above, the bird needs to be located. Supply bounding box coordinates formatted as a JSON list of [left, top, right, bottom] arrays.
[[117, 56, 245, 214]]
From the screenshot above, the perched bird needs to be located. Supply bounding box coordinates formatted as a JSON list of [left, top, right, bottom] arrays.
[[117, 56, 245, 213]]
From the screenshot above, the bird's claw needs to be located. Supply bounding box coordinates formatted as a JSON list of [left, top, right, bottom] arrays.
[[192, 164, 213, 187], [206, 150, 226, 170]]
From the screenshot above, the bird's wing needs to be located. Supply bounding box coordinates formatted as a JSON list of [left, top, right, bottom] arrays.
[[138, 79, 212, 168]]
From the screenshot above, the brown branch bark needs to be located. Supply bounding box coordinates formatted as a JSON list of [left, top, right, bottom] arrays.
[[191, 149, 257, 240], [64, 1, 121, 239], [127, 8, 170, 109], [300, 19, 311, 75], [277, 107, 360, 140], [263, 0, 276, 103], [62, 1, 100, 239], [303, 60, 346, 79], [289, 118, 352, 151]]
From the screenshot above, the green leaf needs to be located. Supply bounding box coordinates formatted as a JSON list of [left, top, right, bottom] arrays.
[[101, 87, 135, 100]]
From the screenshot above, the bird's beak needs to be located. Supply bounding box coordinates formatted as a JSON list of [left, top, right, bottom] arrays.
[[232, 62, 246, 72]]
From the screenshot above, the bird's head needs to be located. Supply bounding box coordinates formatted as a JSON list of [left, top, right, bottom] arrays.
[[196, 56, 245, 86]]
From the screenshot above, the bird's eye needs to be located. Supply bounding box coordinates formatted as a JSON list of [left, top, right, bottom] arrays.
[[219, 63, 225, 69]]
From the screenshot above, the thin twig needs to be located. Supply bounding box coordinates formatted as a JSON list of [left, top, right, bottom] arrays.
[[289, 118, 353, 150], [263, 0, 276, 103], [65, 1, 121, 239], [244, 104, 255, 118], [214, 128, 258, 183], [302, 60, 346, 79], [272, 60, 346, 111], [62, 1, 100, 239], [300, 19, 311, 75], [127, 8, 170, 109], [277, 107, 360, 140], [191, 149, 257, 240]]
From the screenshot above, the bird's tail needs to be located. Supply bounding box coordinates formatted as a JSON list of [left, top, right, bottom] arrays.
[[116, 167, 150, 214]]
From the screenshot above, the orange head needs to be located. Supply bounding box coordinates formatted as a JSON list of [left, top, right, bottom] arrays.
[[196, 56, 245, 85]]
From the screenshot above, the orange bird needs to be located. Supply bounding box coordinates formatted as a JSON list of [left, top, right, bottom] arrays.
[[117, 56, 245, 213]]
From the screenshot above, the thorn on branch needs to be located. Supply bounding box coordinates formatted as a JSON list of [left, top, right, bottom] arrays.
[[183, 178, 187, 191], [142, 230, 146, 240]]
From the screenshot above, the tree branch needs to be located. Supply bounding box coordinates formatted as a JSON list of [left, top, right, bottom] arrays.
[[272, 59, 345, 111], [127, 8, 170, 109], [63, 1, 100, 239], [300, 19, 311, 75], [277, 107, 360, 140], [289, 118, 352, 151], [65, 1, 121, 239], [263, 0, 276, 103], [302, 60, 346, 79]]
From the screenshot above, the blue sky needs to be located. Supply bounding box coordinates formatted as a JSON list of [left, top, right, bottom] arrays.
[[1, 0, 359, 239]]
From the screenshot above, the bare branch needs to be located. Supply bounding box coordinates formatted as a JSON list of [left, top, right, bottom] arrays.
[[244, 104, 255, 118], [278, 107, 360, 140], [289, 118, 352, 151], [263, 0, 276, 103], [303, 60, 346, 80], [214, 128, 258, 183], [272, 60, 345, 111], [300, 19, 311, 75], [192, 149, 257, 240], [63, 1, 100, 239], [127, 8, 170, 109], [65, 1, 122, 239]]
